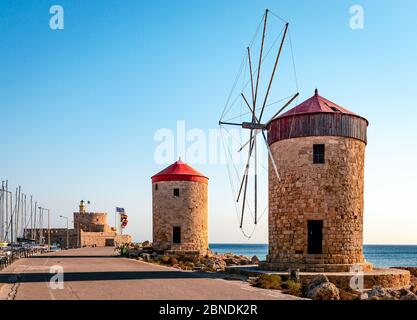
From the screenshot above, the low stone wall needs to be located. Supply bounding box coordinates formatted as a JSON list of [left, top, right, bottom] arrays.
[[226, 266, 411, 290], [300, 269, 411, 290]]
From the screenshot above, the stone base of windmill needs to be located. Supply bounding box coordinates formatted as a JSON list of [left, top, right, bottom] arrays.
[[226, 262, 411, 290], [259, 260, 374, 272]]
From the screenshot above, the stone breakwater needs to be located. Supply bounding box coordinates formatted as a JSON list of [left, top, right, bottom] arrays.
[[119, 241, 259, 272]]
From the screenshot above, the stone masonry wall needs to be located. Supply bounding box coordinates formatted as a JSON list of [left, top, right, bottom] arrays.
[[152, 180, 208, 255], [73, 212, 110, 232], [80, 231, 132, 247], [268, 136, 366, 267], [24, 229, 131, 248]]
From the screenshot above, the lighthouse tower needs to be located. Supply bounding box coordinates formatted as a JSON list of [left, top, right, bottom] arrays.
[[151, 159, 209, 256], [262, 90, 371, 272]]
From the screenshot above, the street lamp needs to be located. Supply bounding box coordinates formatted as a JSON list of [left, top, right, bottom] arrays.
[[59, 215, 69, 250], [38, 207, 50, 252]]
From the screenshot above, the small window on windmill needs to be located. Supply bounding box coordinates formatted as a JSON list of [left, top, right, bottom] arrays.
[[313, 144, 325, 164], [155, 184, 158, 191], [173, 188, 180, 197]]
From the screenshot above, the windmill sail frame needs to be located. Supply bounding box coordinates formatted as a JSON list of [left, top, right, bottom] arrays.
[[219, 9, 299, 236]]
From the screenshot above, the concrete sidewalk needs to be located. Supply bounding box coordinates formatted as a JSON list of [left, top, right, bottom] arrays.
[[0, 247, 302, 300]]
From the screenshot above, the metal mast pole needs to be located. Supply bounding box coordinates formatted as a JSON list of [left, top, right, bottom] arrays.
[[1, 181, 4, 241], [48, 209, 51, 251], [39, 208, 51, 251], [11, 187, 17, 244], [4, 190, 12, 244], [33, 201, 37, 242], [66, 218, 69, 249], [19, 193, 23, 239], [16, 186, 21, 241], [39, 207, 43, 245], [5, 181, 10, 243], [30, 196, 33, 240], [23, 194, 27, 238]]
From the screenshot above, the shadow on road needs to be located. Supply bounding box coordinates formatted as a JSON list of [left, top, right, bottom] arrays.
[[0, 270, 227, 283]]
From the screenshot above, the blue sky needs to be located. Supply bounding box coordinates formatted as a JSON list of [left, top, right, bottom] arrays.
[[1, 0, 416, 244]]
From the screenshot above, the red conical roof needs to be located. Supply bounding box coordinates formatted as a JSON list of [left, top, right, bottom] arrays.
[[278, 89, 367, 123], [151, 159, 208, 183]]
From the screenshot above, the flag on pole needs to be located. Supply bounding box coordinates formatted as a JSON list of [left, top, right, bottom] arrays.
[[120, 213, 128, 228], [116, 207, 128, 229]]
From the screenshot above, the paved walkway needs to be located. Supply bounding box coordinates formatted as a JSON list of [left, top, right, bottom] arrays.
[[0, 247, 301, 300]]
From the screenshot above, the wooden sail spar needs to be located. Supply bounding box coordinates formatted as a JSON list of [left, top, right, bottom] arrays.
[[219, 9, 299, 236]]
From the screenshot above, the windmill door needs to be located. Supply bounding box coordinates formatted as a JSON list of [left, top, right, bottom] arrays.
[[307, 220, 323, 254], [173, 226, 181, 244]]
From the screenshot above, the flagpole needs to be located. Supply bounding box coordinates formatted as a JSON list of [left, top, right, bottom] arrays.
[[115, 207, 126, 236]]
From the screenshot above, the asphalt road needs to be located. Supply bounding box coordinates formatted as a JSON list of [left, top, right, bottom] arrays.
[[0, 247, 300, 300]]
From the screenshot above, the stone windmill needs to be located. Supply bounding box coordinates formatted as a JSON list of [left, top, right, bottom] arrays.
[[219, 9, 373, 272]]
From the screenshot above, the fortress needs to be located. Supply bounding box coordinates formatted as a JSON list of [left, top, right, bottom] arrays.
[[24, 200, 131, 248]]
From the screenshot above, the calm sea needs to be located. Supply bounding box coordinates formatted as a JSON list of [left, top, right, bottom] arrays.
[[209, 244, 417, 268]]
